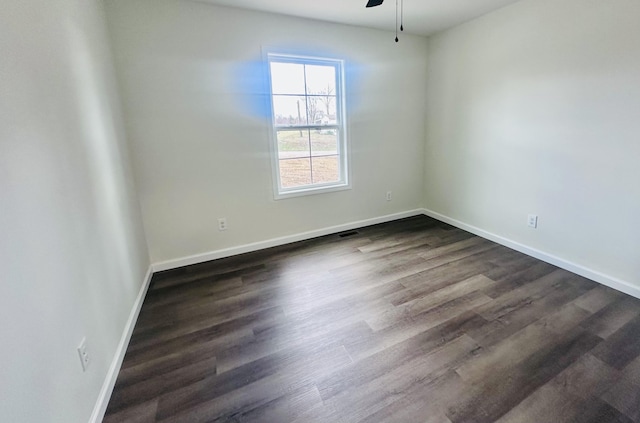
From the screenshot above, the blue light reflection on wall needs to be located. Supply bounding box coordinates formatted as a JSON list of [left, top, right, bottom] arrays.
[[231, 48, 364, 121], [231, 59, 271, 120]]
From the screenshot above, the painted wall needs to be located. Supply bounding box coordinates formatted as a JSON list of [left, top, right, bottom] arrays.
[[104, 0, 428, 264], [0, 0, 150, 421], [424, 0, 640, 287]]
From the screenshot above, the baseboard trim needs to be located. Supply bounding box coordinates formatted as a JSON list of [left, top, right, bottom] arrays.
[[152, 209, 425, 272], [421, 208, 640, 300], [89, 265, 154, 423]]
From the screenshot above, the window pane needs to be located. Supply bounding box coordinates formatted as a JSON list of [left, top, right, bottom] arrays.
[[277, 130, 310, 159], [273, 95, 308, 126], [305, 64, 336, 95], [270, 62, 305, 95], [310, 130, 337, 157], [312, 156, 340, 184], [268, 54, 346, 196], [308, 95, 337, 125], [279, 158, 312, 188]]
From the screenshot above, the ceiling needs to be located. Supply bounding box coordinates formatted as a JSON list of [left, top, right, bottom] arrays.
[[195, 0, 522, 36]]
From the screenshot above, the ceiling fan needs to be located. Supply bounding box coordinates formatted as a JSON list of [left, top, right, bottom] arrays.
[[366, 0, 404, 42]]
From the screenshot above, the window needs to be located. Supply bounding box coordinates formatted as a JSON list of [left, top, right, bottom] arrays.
[[267, 53, 349, 198]]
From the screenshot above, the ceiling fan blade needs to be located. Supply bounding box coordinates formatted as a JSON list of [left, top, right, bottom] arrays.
[[366, 0, 384, 7]]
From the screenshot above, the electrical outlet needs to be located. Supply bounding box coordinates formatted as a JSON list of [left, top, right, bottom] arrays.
[[77, 337, 90, 372], [218, 218, 227, 231], [386, 191, 392, 201], [527, 214, 538, 229]]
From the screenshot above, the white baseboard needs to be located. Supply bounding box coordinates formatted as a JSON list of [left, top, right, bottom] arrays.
[[421, 208, 640, 300], [152, 209, 424, 272], [89, 265, 154, 423]]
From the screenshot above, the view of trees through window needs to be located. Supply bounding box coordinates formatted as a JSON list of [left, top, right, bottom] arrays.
[[269, 57, 345, 192]]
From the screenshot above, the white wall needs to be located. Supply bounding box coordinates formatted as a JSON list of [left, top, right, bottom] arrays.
[[105, 0, 428, 264], [0, 0, 150, 421], [424, 0, 640, 288]]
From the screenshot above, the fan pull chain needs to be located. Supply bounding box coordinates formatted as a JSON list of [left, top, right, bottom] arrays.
[[395, 0, 399, 42], [400, 0, 404, 32]]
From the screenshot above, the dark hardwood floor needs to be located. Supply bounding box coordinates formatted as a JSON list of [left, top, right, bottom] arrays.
[[104, 216, 640, 423]]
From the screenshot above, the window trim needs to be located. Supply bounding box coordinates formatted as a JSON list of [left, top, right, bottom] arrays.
[[265, 51, 350, 200]]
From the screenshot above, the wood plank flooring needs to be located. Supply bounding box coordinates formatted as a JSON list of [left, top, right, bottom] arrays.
[[104, 216, 640, 423]]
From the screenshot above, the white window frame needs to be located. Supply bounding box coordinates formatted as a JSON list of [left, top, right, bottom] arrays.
[[266, 52, 350, 200]]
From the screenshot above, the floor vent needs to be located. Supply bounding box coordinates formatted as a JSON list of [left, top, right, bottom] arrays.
[[338, 231, 359, 238]]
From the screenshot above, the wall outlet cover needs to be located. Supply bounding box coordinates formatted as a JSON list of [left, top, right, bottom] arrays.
[[77, 337, 90, 372]]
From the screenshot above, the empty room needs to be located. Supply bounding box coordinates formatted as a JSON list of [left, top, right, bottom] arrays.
[[2, 0, 640, 422]]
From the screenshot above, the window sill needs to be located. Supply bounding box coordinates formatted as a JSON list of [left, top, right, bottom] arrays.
[[274, 182, 351, 200]]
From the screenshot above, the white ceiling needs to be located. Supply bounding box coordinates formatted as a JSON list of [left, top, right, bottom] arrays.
[[194, 0, 522, 36]]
